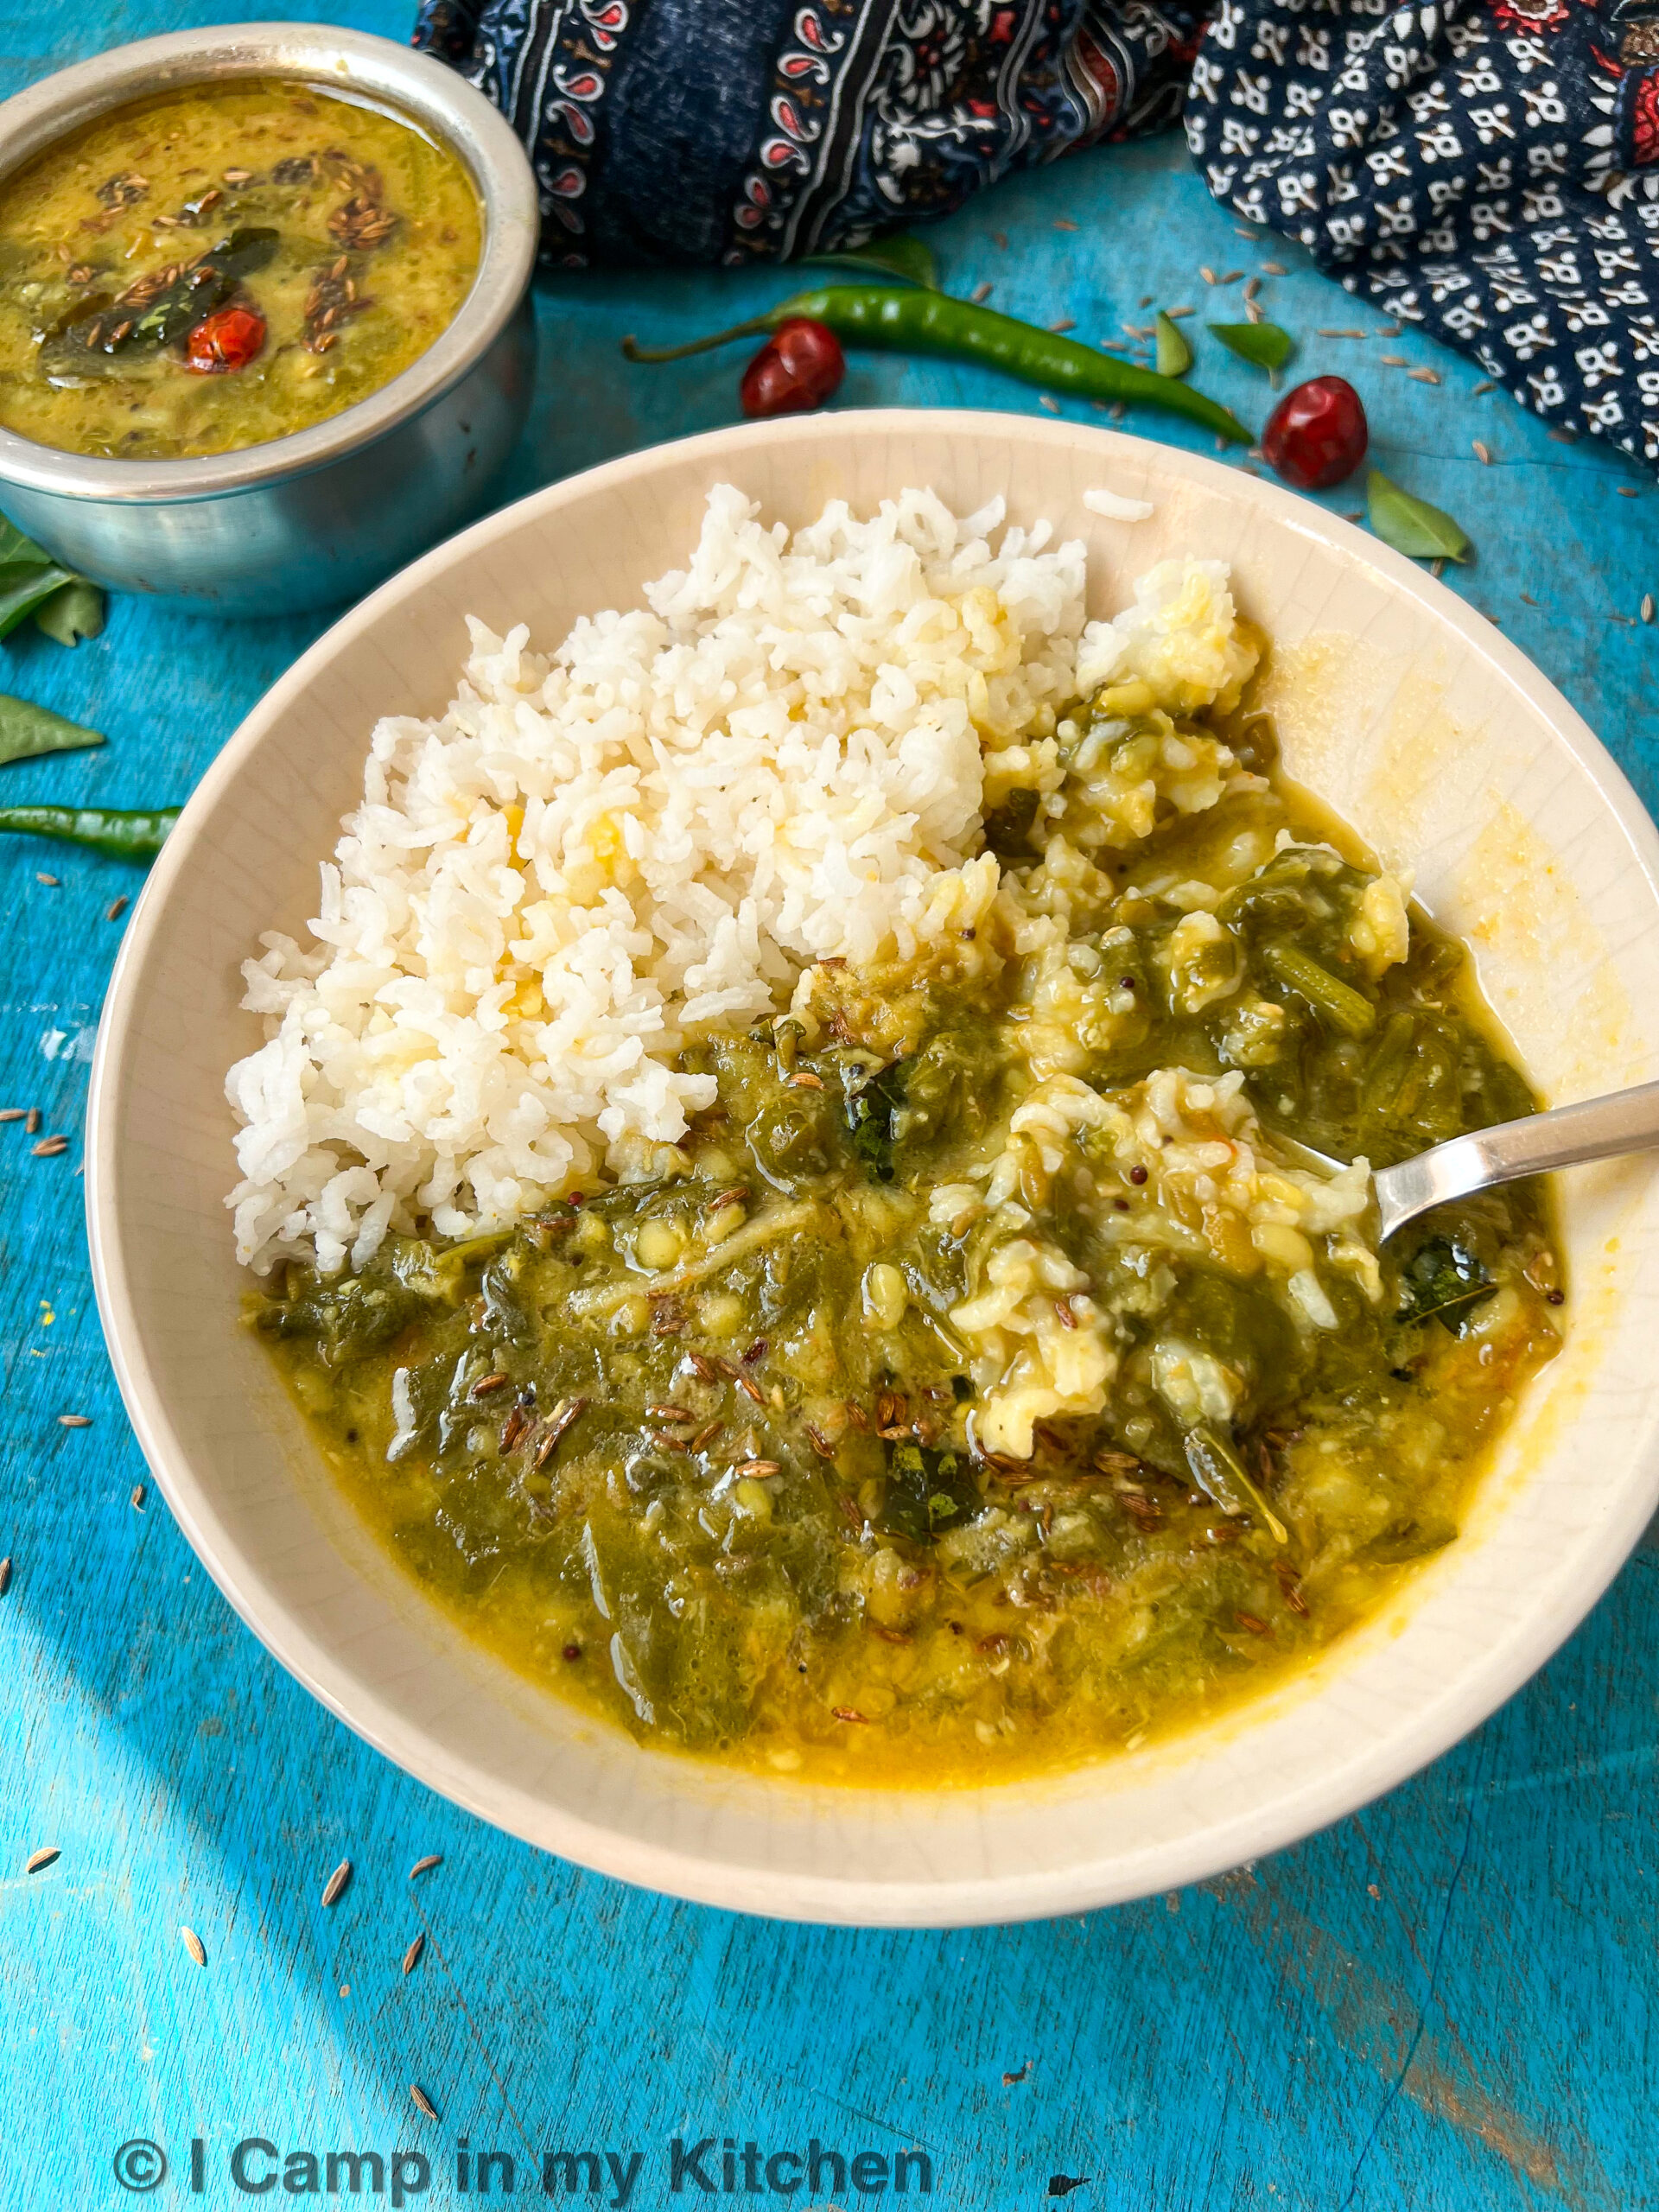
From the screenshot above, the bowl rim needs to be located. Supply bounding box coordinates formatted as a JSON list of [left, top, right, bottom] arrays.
[[86, 409, 1659, 1925], [0, 23, 540, 503]]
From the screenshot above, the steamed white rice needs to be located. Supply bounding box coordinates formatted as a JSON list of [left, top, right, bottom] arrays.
[[226, 482, 1237, 1277]]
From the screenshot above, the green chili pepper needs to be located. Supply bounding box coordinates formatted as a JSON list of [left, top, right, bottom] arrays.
[[0, 803, 179, 860], [623, 285, 1253, 444]]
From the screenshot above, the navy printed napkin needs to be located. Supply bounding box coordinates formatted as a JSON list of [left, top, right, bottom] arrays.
[[414, 0, 1659, 476]]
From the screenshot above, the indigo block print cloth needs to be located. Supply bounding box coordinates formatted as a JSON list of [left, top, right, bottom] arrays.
[[414, 0, 1659, 474]]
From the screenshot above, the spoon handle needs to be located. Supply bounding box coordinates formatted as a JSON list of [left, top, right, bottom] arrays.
[[1374, 1078, 1659, 1243]]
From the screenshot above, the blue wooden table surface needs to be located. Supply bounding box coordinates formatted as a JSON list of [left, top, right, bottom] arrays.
[[5, 5, 1658, 2207]]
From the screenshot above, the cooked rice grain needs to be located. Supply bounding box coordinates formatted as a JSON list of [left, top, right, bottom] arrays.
[[226, 486, 1088, 1274]]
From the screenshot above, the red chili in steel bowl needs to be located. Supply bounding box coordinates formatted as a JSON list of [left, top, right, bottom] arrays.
[[184, 305, 267, 375], [1262, 376, 1369, 490], [740, 319, 846, 418]]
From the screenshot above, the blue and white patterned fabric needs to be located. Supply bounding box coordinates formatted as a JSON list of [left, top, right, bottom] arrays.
[[414, 0, 1659, 474]]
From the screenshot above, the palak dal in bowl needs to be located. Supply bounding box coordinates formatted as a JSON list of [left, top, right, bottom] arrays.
[[87, 414, 1659, 1923], [226, 484, 1560, 1784]]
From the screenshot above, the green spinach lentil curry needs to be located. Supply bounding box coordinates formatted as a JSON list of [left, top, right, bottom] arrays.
[[0, 79, 480, 461], [253, 671, 1561, 1786]]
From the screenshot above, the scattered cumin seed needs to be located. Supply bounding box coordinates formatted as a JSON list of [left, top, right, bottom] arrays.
[[1039, 396, 1059, 413], [1243, 277, 1261, 302], [1521, 591, 1539, 606], [58, 1413, 91, 1427], [467, 1371, 511, 1400], [26, 1846, 59, 1872], [542, 1395, 589, 1452], [105, 896, 130, 922], [321, 1859, 352, 1908], [1408, 367, 1440, 385], [181, 1926, 207, 1967], [32, 1136, 67, 1158], [645, 1402, 693, 1423], [1097, 338, 1128, 352], [1166, 304, 1194, 318], [36, 873, 60, 887], [410, 2085, 439, 2121], [0, 1556, 10, 1596], [1315, 327, 1363, 337], [130, 1484, 145, 1510], [1548, 428, 1578, 444], [687, 1351, 717, 1382], [499, 1405, 528, 1452], [1218, 269, 1244, 283], [691, 1421, 721, 1452], [402, 1932, 425, 1974], [1053, 1298, 1078, 1330], [1233, 224, 1260, 239], [1618, 486, 1640, 498], [25, 1108, 41, 1135], [1262, 260, 1287, 276], [0, 1109, 21, 1122], [1243, 298, 1264, 324], [1236, 1612, 1270, 1635], [970, 280, 993, 303], [1431, 557, 1446, 579], [786, 1070, 824, 1088], [1472, 378, 1496, 395], [1200, 265, 1218, 283], [833, 1707, 871, 1724], [708, 1185, 748, 1212], [805, 1424, 836, 1459], [1052, 217, 1078, 232], [647, 1429, 689, 1452], [1643, 595, 1655, 624], [1378, 353, 1407, 366], [734, 1458, 781, 1478], [1472, 440, 1492, 464], [410, 1854, 442, 1878], [735, 1373, 766, 1406], [1049, 317, 1076, 334]]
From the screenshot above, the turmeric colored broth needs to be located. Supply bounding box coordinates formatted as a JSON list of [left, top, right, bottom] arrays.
[[251, 691, 1562, 1786], [0, 78, 480, 460]]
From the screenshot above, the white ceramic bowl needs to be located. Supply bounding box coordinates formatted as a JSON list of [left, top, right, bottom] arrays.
[[87, 410, 1659, 1927]]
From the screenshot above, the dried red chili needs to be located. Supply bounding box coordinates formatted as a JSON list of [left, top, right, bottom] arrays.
[[183, 304, 266, 374], [739, 318, 845, 418]]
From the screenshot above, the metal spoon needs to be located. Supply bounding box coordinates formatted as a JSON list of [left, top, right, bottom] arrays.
[[1305, 1080, 1659, 1243]]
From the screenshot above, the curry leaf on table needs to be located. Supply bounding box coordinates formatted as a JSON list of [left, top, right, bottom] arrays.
[[1366, 469, 1471, 563], [1155, 310, 1192, 379], [1211, 321, 1294, 372], [0, 514, 108, 644], [0, 519, 49, 569], [0, 693, 105, 766], [33, 579, 106, 648], [804, 233, 939, 289], [0, 557, 84, 640]]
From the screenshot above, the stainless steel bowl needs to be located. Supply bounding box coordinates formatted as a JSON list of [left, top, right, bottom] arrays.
[[0, 26, 540, 614]]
